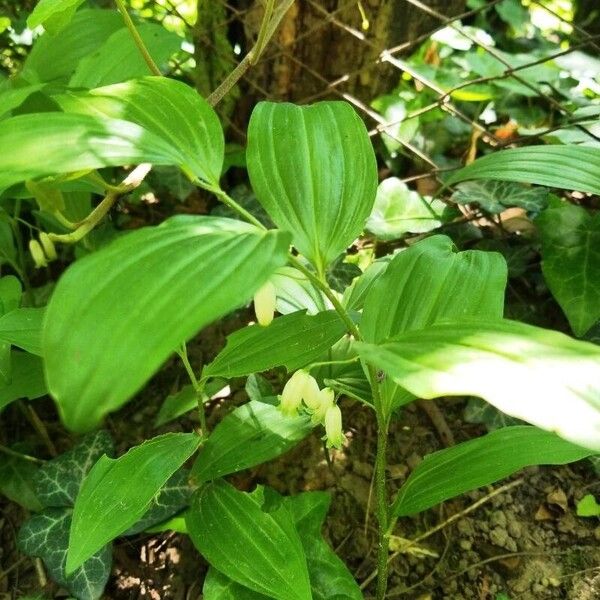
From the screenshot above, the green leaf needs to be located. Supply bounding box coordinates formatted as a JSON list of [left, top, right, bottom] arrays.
[[67, 433, 200, 573], [0, 83, 46, 120], [69, 24, 180, 88], [272, 266, 330, 315], [537, 202, 600, 336], [43, 216, 290, 432], [464, 398, 522, 431], [392, 427, 594, 517], [446, 146, 600, 195], [203, 568, 269, 600], [0, 352, 47, 410], [34, 431, 114, 508], [247, 101, 377, 271], [56, 76, 224, 186], [356, 318, 600, 450], [366, 178, 450, 240], [186, 480, 312, 600], [154, 378, 227, 427], [576, 494, 600, 517], [451, 180, 549, 214], [0, 308, 45, 355], [19, 508, 112, 600], [27, 0, 86, 33], [0, 275, 22, 314], [23, 10, 123, 83], [0, 455, 43, 511], [285, 492, 362, 600], [0, 113, 184, 191], [124, 469, 192, 535], [204, 310, 346, 379], [192, 400, 313, 482], [360, 235, 506, 412], [326, 257, 362, 294]]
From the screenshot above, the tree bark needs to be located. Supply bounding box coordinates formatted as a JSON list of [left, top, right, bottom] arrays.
[[237, 0, 466, 103]]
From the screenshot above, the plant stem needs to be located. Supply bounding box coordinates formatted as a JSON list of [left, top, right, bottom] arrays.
[[208, 186, 266, 230], [0, 444, 45, 464], [374, 411, 390, 600], [177, 344, 208, 436], [115, 0, 162, 76], [207, 53, 253, 107]]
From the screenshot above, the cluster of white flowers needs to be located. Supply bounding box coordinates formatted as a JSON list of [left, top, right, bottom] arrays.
[[279, 370, 344, 449]]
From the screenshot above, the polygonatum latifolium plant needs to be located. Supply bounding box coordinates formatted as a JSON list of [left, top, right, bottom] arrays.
[[0, 1, 599, 599]]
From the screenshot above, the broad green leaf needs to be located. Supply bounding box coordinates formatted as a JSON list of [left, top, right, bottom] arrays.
[[154, 378, 227, 427], [28, 0, 86, 32], [23, 10, 123, 83], [0, 83, 46, 119], [67, 433, 200, 573], [69, 25, 180, 89], [356, 319, 600, 450], [360, 235, 506, 412], [392, 427, 594, 517], [124, 469, 192, 535], [34, 431, 114, 508], [451, 180, 549, 214], [0, 275, 22, 314], [0, 308, 45, 355], [0, 352, 47, 410], [203, 568, 268, 600], [43, 217, 290, 432], [446, 146, 600, 195], [272, 266, 330, 315], [204, 310, 346, 379], [19, 508, 111, 600], [342, 258, 390, 312], [192, 400, 313, 482], [247, 101, 377, 271], [537, 202, 600, 336], [0, 113, 184, 191], [56, 77, 224, 186], [366, 178, 450, 240], [285, 492, 362, 600], [0, 455, 43, 511], [186, 480, 312, 600]]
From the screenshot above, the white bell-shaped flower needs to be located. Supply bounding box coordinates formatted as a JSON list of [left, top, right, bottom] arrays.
[[279, 370, 311, 416], [310, 387, 335, 425], [253, 281, 276, 326], [324, 404, 344, 449]]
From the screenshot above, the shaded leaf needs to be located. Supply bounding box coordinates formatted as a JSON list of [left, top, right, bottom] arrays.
[[272, 266, 330, 316], [192, 400, 313, 482], [204, 310, 346, 379], [464, 398, 522, 431], [28, 0, 86, 33], [19, 508, 111, 600], [356, 319, 600, 450], [0, 308, 45, 355], [247, 101, 377, 270], [67, 433, 200, 572], [0, 455, 43, 511], [537, 202, 600, 336], [392, 427, 593, 517], [0, 352, 47, 410], [203, 568, 268, 600], [451, 180, 549, 214], [43, 217, 290, 432]]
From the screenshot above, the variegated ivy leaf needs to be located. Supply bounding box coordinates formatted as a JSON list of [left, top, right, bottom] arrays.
[[451, 180, 549, 214], [18, 508, 111, 600], [34, 431, 114, 508]]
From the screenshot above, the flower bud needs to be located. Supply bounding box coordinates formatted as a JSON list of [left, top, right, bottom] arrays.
[[39, 232, 57, 261], [254, 281, 276, 326], [310, 387, 334, 425], [279, 369, 309, 416], [29, 240, 47, 269], [324, 404, 344, 449]]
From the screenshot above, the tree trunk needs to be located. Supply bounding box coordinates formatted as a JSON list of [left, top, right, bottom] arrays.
[[237, 0, 466, 103]]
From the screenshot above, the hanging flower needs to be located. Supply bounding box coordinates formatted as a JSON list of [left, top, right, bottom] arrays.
[[324, 403, 344, 449], [29, 239, 47, 269], [310, 387, 334, 425], [280, 370, 311, 416], [253, 281, 277, 326]]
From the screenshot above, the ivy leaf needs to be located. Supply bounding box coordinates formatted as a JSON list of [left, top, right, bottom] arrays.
[[18, 508, 111, 600], [464, 398, 523, 431], [537, 202, 600, 336], [366, 178, 451, 240], [34, 431, 114, 508], [124, 469, 193, 535], [451, 180, 549, 214], [247, 101, 378, 271], [326, 257, 362, 293]]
